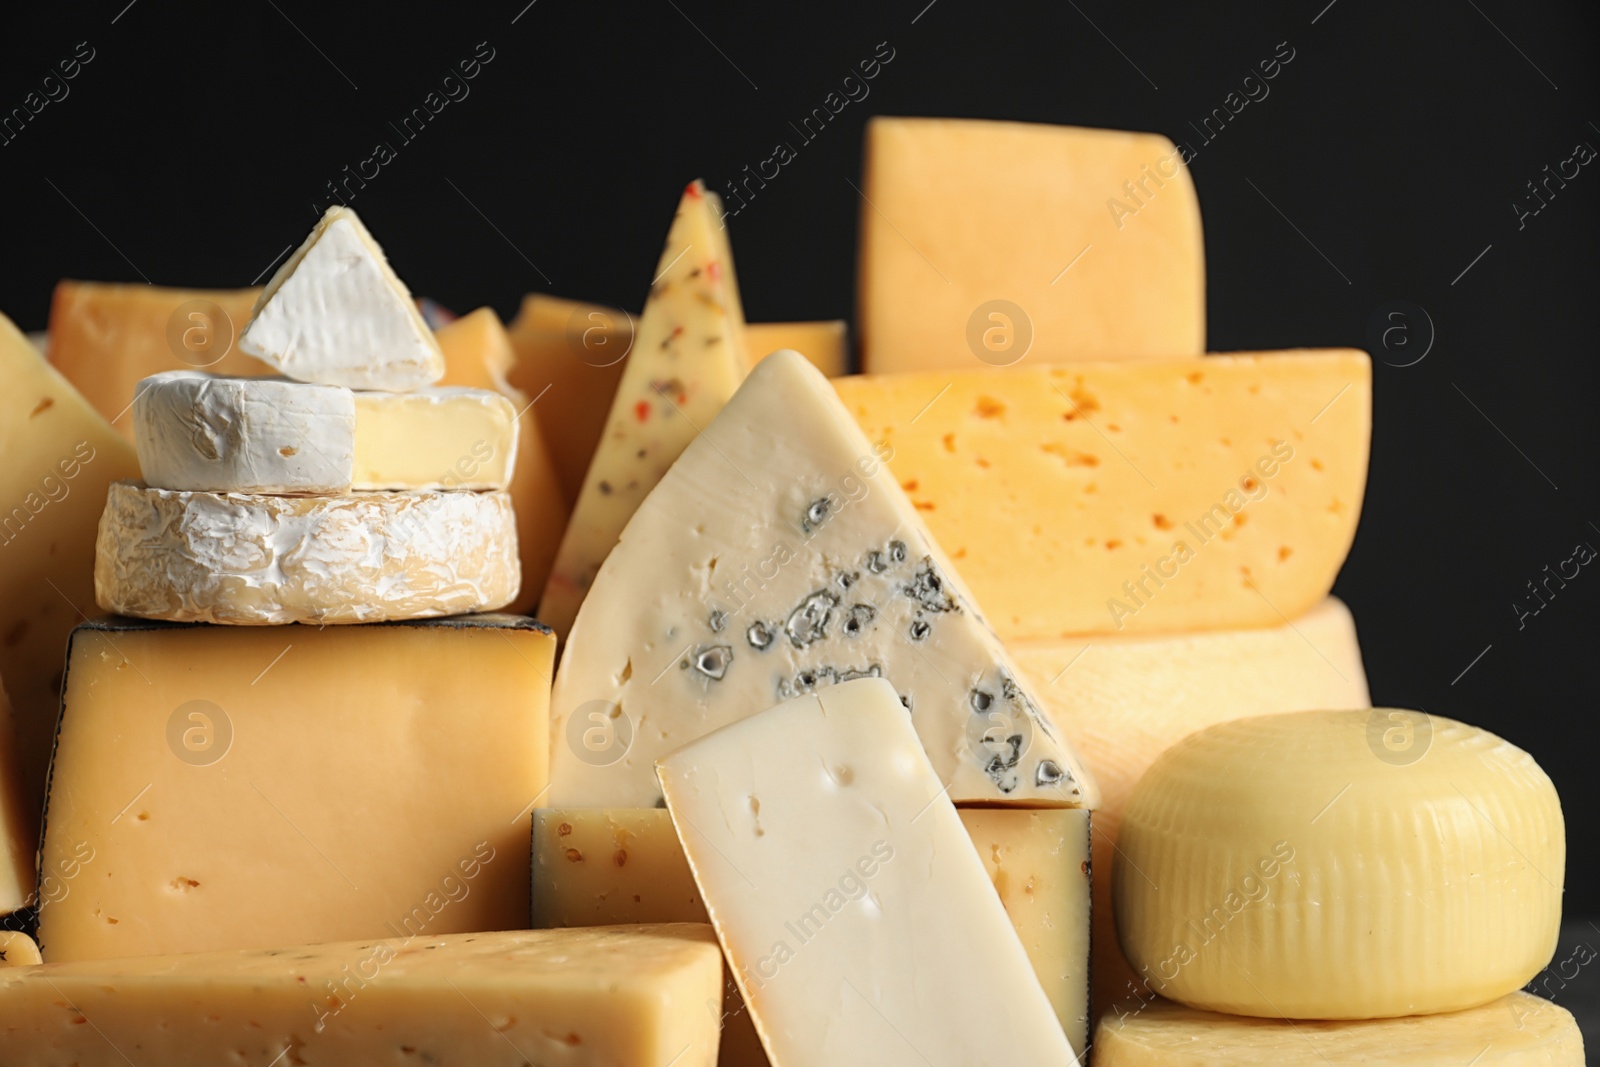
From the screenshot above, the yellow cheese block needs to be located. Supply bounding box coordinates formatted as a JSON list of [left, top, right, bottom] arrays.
[[0, 925, 724, 1066], [745, 320, 848, 376], [506, 292, 633, 504], [38, 615, 554, 962], [1010, 596, 1370, 1016], [0, 930, 41, 967], [0, 679, 31, 916], [835, 351, 1371, 638], [1115, 710, 1565, 1019], [539, 181, 750, 641], [46, 281, 268, 438], [857, 117, 1204, 372], [1094, 993, 1584, 1066], [0, 312, 141, 853], [958, 808, 1092, 1062], [437, 307, 569, 609], [532, 806, 1092, 1063]]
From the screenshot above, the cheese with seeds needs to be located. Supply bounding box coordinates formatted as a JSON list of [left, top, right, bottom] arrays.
[[94, 482, 519, 624], [550, 349, 1095, 808], [240, 206, 445, 390]]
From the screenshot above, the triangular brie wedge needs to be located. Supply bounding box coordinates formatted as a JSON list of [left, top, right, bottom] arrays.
[[550, 349, 1098, 808], [240, 206, 445, 391], [538, 181, 749, 640]]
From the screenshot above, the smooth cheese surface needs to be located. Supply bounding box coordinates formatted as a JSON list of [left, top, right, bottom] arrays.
[[506, 293, 633, 505], [1010, 597, 1370, 1015], [240, 206, 445, 390], [3, 925, 723, 1066], [550, 349, 1095, 808], [95, 482, 519, 624], [858, 117, 1204, 372], [746, 320, 848, 376], [0, 680, 33, 916], [352, 386, 518, 490], [1115, 710, 1565, 1019], [0, 930, 41, 967], [658, 679, 1079, 1067], [133, 370, 355, 493], [1094, 993, 1584, 1066], [835, 351, 1371, 639], [0, 312, 141, 849], [539, 181, 750, 641], [438, 307, 569, 609], [959, 808, 1092, 1062], [38, 616, 554, 962], [46, 281, 268, 440]]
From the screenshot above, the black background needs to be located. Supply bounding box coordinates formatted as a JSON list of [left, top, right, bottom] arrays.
[[3, 0, 1595, 925]]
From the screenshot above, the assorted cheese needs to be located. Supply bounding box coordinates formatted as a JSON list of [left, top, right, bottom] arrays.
[[538, 180, 751, 640], [857, 117, 1204, 372], [240, 206, 445, 390], [549, 349, 1096, 808], [835, 351, 1371, 639], [2, 925, 725, 1066], [1115, 710, 1565, 1019], [38, 615, 554, 962], [658, 678, 1080, 1066], [1094, 993, 1584, 1066], [1010, 596, 1371, 1013]]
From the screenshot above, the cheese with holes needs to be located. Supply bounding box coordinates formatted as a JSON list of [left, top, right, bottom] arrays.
[[746, 321, 848, 376], [0, 312, 141, 846], [0, 931, 40, 967], [94, 482, 519, 624], [659, 678, 1079, 1066], [240, 206, 445, 390], [506, 293, 633, 505], [1094, 993, 1584, 1066], [438, 307, 569, 608], [858, 117, 1205, 372], [0, 678, 33, 916], [960, 808, 1092, 1062], [353, 387, 518, 490], [835, 351, 1370, 638], [133, 370, 356, 493], [2, 925, 722, 1066], [539, 182, 750, 640], [550, 349, 1095, 808], [37, 615, 553, 962], [46, 281, 268, 439], [1010, 597, 1370, 1015], [1116, 710, 1565, 1018]]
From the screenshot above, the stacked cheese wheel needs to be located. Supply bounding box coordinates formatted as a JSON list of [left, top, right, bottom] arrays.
[[94, 207, 522, 625]]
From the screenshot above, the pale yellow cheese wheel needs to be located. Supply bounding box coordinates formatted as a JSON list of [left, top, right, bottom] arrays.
[[1114, 709, 1564, 1018], [1094, 993, 1584, 1066]]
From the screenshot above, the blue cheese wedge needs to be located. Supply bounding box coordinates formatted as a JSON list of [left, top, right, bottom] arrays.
[[549, 348, 1096, 808]]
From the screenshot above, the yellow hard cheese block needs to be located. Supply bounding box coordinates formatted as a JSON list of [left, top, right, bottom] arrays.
[[1116, 710, 1565, 1019], [38, 615, 554, 962], [1010, 597, 1370, 1016], [0, 312, 141, 852], [1094, 993, 1584, 1066], [659, 678, 1078, 1066], [507, 292, 633, 505], [0, 679, 32, 916], [0, 930, 41, 966], [0, 925, 724, 1066], [437, 306, 569, 609], [532, 807, 1093, 1064], [745, 320, 848, 376], [835, 351, 1370, 638], [539, 181, 750, 641], [46, 281, 268, 438], [857, 117, 1204, 372]]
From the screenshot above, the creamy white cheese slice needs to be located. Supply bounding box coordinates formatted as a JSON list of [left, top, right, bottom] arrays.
[[549, 348, 1097, 808]]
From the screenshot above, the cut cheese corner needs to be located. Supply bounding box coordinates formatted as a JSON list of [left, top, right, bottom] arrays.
[[240, 206, 445, 390], [550, 347, 1096, 809], [538, 180, 749, 640]]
